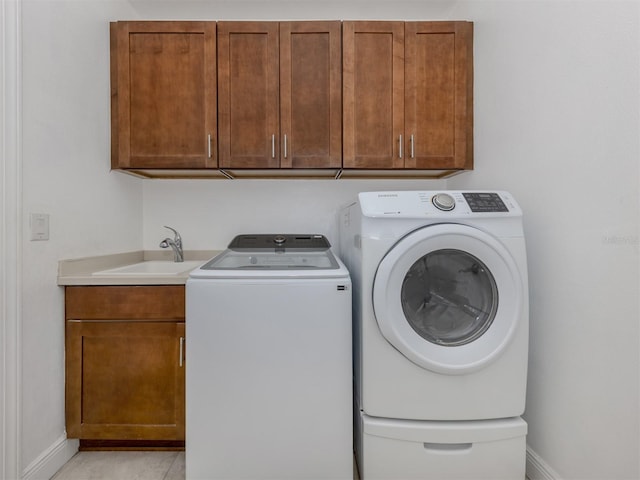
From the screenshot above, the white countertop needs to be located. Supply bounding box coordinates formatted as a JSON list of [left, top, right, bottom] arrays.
[[58, 250, 220, 286]]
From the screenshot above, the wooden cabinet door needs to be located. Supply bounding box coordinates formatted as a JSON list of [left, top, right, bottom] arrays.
[[218, 22, 280, 168], [280, 21, 342, 168], [65, 286, 186, 441], [343, 21, 405, 169], [404, 22, 473, 170], [66, 320, 185, 441], [111, 21, 217, 169]]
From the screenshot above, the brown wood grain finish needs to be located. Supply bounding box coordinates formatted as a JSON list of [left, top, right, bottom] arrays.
[[66, 320, 185, 440], [344, 21, 473, 170], [65, 286, 185, 320], [457, 21, 474, 171], [280, 21, 342, 168], [65, 286, 186, 441], [343, 21, 405, 169], [404, 21, 473, 170], [218, 21, 341, 169], [217, 22, 280, 168], [110, 23, 119, 169], [111, 21, 216, 169], [111, 20, 472, 174]]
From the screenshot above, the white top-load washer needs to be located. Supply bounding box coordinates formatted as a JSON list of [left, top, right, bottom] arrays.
[[339, 191, 529, 421], [186, 234, 352, 480]]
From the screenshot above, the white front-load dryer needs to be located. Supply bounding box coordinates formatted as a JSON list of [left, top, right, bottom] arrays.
[[339, 191, 529, 422]]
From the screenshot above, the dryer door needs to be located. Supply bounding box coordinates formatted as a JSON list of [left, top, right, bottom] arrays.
[[373, 224, 523, 375]]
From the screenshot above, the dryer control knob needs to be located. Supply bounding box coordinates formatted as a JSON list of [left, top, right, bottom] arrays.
[[273, 235, 287, 245], [432, 193, 456, 211]]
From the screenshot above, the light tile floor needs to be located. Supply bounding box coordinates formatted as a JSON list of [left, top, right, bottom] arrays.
[[51, 451, 185, 480], [51, 452, 529, 480], [51, 451, 359, 480], [50, 451, 533, 480]]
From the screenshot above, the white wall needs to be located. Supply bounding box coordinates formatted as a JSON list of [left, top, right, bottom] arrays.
[[447, 2, 640, 479], [2, 0, 22, 477], [14, 1, 640, 480], [142, 179, 443, 251], [19, 1, 143, 477]]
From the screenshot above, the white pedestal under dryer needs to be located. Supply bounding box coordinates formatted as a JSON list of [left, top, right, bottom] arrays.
[[339, 191, 529, 480], [186, 234, 352, 480]]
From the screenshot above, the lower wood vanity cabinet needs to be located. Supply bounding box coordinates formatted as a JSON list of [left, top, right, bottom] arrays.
[[65, 286, 185, 446]]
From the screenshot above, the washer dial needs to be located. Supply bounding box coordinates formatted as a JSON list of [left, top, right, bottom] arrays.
[[432, 193, 456, 211]]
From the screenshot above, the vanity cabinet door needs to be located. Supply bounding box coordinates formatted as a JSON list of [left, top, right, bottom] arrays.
[[65, 286, 185, 442], [111, 21, 217, 169]]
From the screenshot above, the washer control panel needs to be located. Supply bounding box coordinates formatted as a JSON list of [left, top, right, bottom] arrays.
[[359, 191, 521, 218], [227, 234, 330, 251]]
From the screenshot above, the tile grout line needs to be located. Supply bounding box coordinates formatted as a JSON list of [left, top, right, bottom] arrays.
[[161, 451, 181, 480]]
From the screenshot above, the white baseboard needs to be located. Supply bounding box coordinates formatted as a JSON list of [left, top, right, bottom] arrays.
[[526, 445, 561, 480], [21, 434, 78, 480], [20, 437, 554, 480]]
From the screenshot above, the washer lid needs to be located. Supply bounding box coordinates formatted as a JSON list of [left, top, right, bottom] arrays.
[[202, 249, 339, 270], [190, 234, 349, 279]]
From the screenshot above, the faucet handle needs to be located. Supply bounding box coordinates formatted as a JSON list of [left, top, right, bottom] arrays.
[[163, 226, 182, 245]]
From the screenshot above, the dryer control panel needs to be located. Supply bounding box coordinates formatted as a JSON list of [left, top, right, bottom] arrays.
[[359, 191, 521, 218], [461, 193, 509, 212]]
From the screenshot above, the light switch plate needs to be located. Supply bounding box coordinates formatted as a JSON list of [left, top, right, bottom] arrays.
[[30, 213, 50, 241]]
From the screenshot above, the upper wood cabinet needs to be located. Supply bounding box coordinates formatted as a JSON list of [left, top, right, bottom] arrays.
[[342, 22, 404, 169], [109, 20, 473, 177], [343, 21, 473, 170], [405, 22, 473, 169], [217, 21, 342, 169], [110, 21, 217, 169], [217, 22, 279, 168], [280, 22, 342, 168]]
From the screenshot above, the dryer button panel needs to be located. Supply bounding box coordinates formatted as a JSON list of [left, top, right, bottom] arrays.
[[462, 193, 509, 213]]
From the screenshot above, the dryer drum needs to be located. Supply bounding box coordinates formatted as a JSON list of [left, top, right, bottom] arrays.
[[400, 249, 499, 347]]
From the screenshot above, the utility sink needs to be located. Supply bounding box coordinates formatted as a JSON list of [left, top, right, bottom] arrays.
[[93, 260, 204, 276]]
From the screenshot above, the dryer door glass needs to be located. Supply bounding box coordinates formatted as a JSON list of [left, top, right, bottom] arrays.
[[401, 249, 498, 346]]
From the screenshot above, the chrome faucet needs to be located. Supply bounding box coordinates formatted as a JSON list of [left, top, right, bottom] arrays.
[[159, 226, 184, 262]]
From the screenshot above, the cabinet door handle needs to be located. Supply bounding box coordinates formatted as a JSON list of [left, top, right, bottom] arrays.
[[207, 134, 212, 159], [283, 134, 287, 159], [399, 135, 403, 159], [179, 337, 185, 367], [271, 134, 276, 159], [410, 134, 415, 159]]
